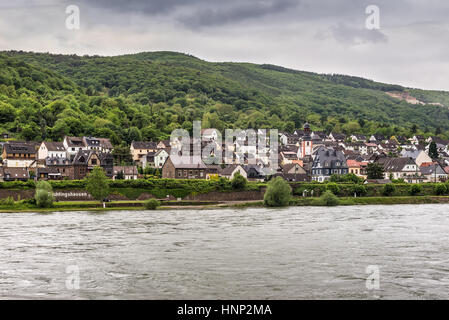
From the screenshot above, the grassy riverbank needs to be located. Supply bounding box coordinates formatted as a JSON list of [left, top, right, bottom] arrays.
[[1, 196, 449, 213], [229, 196, 449, 208]]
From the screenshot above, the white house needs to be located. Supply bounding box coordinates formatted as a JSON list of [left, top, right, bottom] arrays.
[[377, 157, 421, 182], [112, 166, 138, 180], [219, 164, 247, 180], [154, 149, 169, 168], [38, 142, 67, 160], [63, 136, 84, 158], [400, 149, 432, 167], [201, 128, 220, 141]]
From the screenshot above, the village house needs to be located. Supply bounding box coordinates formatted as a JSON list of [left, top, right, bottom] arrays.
[[63, 136, 85, 159], [218, 164, 247, 180], [38, 141, 67, 160], [36, 167, 63, 181], [71, 150, 107, 180], [139, 151, 155, 168], [82, 136, 113, 153], [410, 135, 425, 145], [2, 142, 37, 168], [419, 163, 448, 182], [376, 157, 422, 183], [130, 141, 158, 162], [350, 134, 367, 142], [274, 163, 308, 182], [162, 156, 209, 179], [311, 147, 348, 182], [329, 132, 346, 142], [311, 131, 327, 142], [369, 134, 386, 143], [347, 159, 368, 178], [157, 140, 171, 149], [243, 165, 266, 182], [400, 149, 432, 167], [0, 167, 30, 182], [201, 128, 220, 141], [154, 149, 169, 168], [42, 157, 74, 180], [112, 166, 138, 180], [364, 142, 379, 155]]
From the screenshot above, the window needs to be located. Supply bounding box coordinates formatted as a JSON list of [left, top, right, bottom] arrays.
[[177, 171, 182, 177]]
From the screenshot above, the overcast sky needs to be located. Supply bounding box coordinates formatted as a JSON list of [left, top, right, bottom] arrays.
[[0, 0, 448, 90]]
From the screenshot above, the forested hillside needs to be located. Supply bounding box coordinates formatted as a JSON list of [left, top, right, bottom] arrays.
[[1, 50, 449, 145]]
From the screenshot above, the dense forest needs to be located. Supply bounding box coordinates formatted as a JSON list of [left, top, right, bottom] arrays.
[[1, 50, 449, 146]]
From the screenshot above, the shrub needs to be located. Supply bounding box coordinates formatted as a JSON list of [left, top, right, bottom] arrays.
[[409, 184, 422, 196], [0, 196, 15, 206], [326, 182, 340, 196], [319, 190, 339, 206], [36, 180, 52, 192], [434, 183, 447, 195], [35, 189, 53, 208], [144, 199, 161, 210], [330, 173, 363, 184], [231, 172, 247, 190], [382, 184, 396, 196], [349, 184, 367, 196], [264, 177, 292, 207], [34, 180, 53, 208], [85, 166, 110, 202]]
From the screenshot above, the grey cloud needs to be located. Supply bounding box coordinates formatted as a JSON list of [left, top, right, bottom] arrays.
[[178, 0, 298, 28], [318, 23, 388, 45]]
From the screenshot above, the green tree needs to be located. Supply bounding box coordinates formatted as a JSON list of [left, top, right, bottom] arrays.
[[128, 126, 142, 143], [35, 181, 53, 208], [326, 182, 340, 196], [264, 177, 292, 207], [429, 141, 439, 159], [112, 143, 133, 165], [382, 184, 396, 196], [116, 170, 125, 180], [366, 163, 385, 179], [144, 199, 160, 210], [409, 184, 422, 196], [231, 172, 247, 190], [319, 190, 339, 206], [85, 166, 110, 202], [0, 101, 16, 123], [434, 183, 447, 195]]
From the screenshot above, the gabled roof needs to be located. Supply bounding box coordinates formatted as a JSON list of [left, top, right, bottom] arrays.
[[167, 156, 208, 169], [46, 157, 71, 166], [132, 141, 157, 149], [98, 138, 113, 149], [377, 157, 417, 172], [2, 167, 29, 178], [312, 146, 348, 168], [72, 150, 96, 165], [43, 141, 65, 152], [64, 136, 84, 147], [219, 164, 242, 176], [113, 166, 138, 175], [3, 142, 36, 154]]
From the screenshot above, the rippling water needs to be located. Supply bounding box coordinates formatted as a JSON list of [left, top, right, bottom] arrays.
[[1, 204, 449, 299]]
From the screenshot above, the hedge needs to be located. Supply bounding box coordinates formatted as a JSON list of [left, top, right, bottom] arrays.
[[293, 182, 449, 197], [0, 178, 264, 195]]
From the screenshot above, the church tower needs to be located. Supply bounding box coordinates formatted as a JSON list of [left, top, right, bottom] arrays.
[[301, 122, 313, 157]]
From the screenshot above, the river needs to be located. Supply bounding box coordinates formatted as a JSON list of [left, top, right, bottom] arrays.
[[1, 204, 449, 299]]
